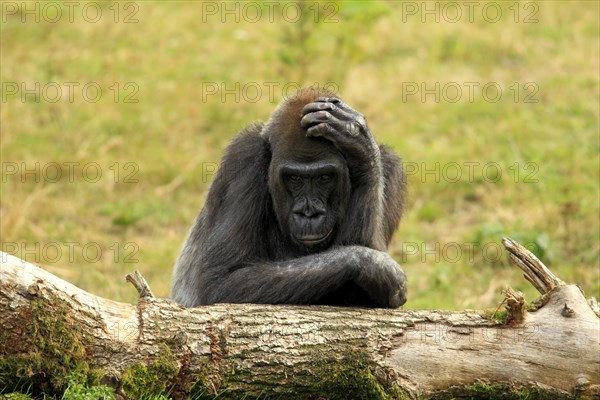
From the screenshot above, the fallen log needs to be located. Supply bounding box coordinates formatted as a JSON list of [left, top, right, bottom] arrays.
[[0, 238, 598, 399]]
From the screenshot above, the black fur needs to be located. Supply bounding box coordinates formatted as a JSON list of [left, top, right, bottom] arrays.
[[172, 88, 407, 308]]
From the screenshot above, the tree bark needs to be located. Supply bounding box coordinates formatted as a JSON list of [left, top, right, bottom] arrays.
[[0, 238, 598, 399]]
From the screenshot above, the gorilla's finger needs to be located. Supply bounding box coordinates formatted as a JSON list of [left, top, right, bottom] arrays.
[[306, 122, 336, 137], [323, 99, 364, 122], [300, 110, 334, 128], [301, 102, 336, 115], [315, 96, 342, 104], [326, 107, 368, 137], [302, 112, 360, 139], [325, 105, 357, 124]]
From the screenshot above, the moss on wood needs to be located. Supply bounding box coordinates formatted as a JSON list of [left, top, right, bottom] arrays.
[[0, 295, 100, 397]]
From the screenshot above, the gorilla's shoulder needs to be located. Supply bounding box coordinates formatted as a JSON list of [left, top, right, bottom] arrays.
[[240, 121, 265, 136], [224, 121, 268, 155], [219, 122, 271, 180]]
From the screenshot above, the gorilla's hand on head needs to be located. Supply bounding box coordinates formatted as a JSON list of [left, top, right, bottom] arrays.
[[300, 97, 380, 173]]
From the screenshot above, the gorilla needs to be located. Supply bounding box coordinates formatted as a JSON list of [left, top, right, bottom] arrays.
[[172, 87, 407, 308]]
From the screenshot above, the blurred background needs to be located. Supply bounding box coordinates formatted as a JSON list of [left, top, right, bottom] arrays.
[[1, 1, 598, 309]]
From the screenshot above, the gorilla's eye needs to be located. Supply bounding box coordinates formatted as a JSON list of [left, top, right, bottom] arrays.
[[319, 174, 332, 182], [288, 175, 302, 182]]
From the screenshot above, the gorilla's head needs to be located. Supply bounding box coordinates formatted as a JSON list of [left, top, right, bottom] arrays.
[[263, 88, 351, 251]]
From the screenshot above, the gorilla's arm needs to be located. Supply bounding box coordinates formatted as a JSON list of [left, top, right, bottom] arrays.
[[206, 246, 405, 306], [171, 124, 406, 308], [380, 145, 406, 244], [301, 98, 405, 249]]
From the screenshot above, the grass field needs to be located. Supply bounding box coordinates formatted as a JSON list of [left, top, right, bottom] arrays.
[[1, 0, 599, 311]]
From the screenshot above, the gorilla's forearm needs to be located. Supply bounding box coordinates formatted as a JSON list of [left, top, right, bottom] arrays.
[[203, 247, 364, 305], [340, 142, 389, 251], [203, 246, 405, 308]]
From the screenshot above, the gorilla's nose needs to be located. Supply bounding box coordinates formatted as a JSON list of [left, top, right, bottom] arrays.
[[293, 208, 323, 219], [293, 198, 325, 219]]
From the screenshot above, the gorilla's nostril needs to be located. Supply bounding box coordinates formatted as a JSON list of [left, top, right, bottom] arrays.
[[295, 210, 322, 219]]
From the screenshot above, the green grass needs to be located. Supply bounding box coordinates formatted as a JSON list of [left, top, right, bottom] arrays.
[[1, 1, 598, 310], [0, 372, 114, 400]]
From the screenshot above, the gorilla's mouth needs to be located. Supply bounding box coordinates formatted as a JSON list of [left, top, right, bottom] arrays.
[[296, 228, 334, 246]]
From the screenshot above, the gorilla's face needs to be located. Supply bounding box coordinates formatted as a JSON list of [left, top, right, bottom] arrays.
[[281, 158, 344, 248], [269, 138, 350, 251]]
